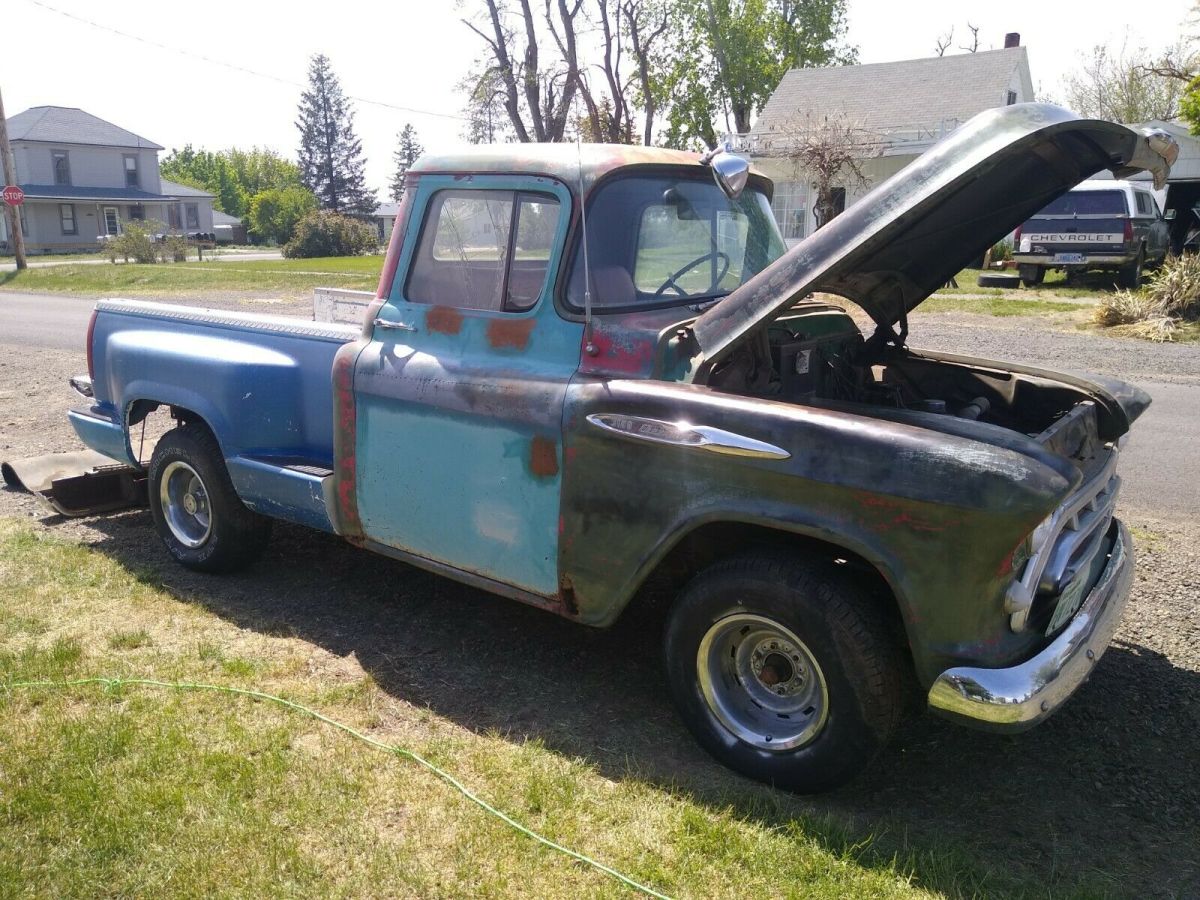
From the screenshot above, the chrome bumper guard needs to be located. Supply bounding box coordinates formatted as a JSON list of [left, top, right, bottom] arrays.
[[927, 519, 1133, 731]]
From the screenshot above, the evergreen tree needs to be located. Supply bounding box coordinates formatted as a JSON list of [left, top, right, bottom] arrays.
[[296, 54, 376, 214], [389, 124, 424, 202]]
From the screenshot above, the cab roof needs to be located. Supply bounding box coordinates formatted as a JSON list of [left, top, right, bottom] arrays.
[[408, 143, 761, 194]]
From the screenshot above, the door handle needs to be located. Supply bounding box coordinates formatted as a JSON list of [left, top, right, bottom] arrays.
[[373, 318, 417, 332]]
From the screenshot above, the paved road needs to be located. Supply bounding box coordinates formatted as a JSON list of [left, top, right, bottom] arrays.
[[0, 250, 282, 272], [1, 290, 1195, 522]]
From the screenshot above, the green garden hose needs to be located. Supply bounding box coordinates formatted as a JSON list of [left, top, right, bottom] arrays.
[[4, 676, 672, 900]]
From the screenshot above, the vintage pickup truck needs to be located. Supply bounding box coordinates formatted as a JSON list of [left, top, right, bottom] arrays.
[[67, 104, 1175, 792]]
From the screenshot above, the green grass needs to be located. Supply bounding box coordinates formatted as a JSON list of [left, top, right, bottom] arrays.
[[935, 268, 1113, 299], [0, 516, 1119, 898], [0, 255, 383, 297], [920, 294, 1085, 317]]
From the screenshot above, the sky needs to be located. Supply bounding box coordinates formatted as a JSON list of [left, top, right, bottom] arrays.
[[3, 0, 1194, 198]]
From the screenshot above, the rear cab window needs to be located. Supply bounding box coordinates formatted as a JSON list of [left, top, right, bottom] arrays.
[[1037, 190, 1129, 217]]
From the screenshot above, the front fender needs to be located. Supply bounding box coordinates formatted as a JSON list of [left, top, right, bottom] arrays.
[[560, 378, 1074, 685]]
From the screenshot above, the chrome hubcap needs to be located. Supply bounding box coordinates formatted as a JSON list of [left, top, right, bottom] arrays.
[[696, 613, 828, 751], [160, 461, 212, 549]]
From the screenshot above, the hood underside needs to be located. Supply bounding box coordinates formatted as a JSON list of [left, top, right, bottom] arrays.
[[690, 104, 1178, 366]]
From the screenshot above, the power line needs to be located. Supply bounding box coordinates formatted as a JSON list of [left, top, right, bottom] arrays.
[[22, 0, 472, 122]]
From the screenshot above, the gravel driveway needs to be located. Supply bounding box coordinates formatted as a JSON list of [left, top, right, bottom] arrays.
[[1, 300, 1197, 897]]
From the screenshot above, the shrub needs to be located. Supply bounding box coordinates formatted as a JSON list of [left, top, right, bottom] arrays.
[[282, 210, 378, 258], [160, 234, 190, 263], [105, 219, 165, 264], [248, 186, 318, 245], [1093, 253, 1200, 340], [990, 238, 1013, 262]]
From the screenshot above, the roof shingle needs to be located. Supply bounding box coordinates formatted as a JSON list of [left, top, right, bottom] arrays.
[[6, 106, 163, 149], [751, 47, 1031, 140]]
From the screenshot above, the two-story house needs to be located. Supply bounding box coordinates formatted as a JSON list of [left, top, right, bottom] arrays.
[[0, 106, 216, 254], [744, 36, 1034, 243]]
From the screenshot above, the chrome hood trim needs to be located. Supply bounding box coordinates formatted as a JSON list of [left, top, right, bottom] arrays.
[[690, 104, 1178, 367]]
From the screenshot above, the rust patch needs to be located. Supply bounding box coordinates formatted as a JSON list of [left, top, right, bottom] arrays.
[[487, 317, 534, 350], [559, 576, 579, 616], [529, 434, 559, 478], [425, 305, 464, 335]]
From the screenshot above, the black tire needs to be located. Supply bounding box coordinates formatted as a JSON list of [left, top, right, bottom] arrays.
[[976, 272, 1021, 288], [1118, 248, 1144, 289], [148, 423, 271, 573], [664, 553, 903, 794], [1018, 264, 1045, 287]]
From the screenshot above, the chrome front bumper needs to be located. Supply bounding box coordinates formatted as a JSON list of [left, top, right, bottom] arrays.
[[927, 519, 1133, 732]]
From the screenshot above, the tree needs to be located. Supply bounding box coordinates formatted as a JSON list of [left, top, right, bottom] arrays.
[[459, 62, 511, 144], [296, 54, 376, 214], [160, 146, 303, 218], [775, 112, 880, 228], [389, 124, 424, 201], [663, 0, 855, 149], [247, 185, 319, 245], [1063, 37, 1189, 123]]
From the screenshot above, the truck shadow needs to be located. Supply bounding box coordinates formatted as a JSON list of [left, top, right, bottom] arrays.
[[81, 512, 1198, 898]]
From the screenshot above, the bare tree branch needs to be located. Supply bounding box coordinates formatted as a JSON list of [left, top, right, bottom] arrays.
[[934, 26, 953, 57], [959, 22, 980, 53]]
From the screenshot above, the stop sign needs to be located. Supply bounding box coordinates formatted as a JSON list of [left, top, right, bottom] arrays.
[[3, 185, 24, 206]]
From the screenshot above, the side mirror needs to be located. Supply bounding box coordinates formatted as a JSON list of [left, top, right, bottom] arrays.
[[1164, 208, 1177, 221], [710, 150, 749, 200]]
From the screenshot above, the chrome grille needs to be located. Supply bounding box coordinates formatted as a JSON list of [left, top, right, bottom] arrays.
[[1006, 450, 1120, 633]]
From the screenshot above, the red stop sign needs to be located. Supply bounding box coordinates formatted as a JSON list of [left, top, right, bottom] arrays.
[[3, 185, 24, 206]]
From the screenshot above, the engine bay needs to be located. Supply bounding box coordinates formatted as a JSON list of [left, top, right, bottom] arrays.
[[704, 303, 1106, 446]]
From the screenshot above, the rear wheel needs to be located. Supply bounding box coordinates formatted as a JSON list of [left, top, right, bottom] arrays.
[[1018, 264, 1045, 287], [148, 423, 271, 572], [664, 553, 903, 793], [1118, 248, 1144, 289]]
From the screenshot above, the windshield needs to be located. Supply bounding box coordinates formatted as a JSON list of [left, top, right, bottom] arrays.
[[566, 173, 786, 311], [1035, 190, 1128, 217]]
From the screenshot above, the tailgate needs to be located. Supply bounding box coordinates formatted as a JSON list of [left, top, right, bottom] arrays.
[[1018, 216, 1127, 255]]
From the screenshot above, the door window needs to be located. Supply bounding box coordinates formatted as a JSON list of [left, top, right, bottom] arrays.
[[406, 189, 560, 311], [103, 207, 120, 236], [59, 203, 77, 235]]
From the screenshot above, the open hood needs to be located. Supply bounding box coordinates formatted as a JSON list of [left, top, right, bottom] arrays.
[[690, 104, 1178, 366]]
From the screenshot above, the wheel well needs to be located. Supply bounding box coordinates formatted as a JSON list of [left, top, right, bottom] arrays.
[[637, 521, 910, 654], [126, 399, 205, 428]]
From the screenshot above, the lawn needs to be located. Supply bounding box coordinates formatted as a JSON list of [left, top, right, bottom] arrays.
[[0, 517, 1115, 899], [0, 255, 384, 297]]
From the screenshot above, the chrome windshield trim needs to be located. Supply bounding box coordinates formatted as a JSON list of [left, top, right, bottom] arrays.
[[586, 413, 790, 460]]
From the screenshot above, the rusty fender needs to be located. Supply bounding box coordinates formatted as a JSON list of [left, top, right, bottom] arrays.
[[559, 378, 1077, 687]]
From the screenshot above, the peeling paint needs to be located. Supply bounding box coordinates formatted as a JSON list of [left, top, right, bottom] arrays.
[[425, 306, 464, 335], [529, 434, 559, 478], [486, 317, 535, 351]]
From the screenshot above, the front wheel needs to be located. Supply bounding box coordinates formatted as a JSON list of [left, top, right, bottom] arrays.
[[148, 423, 271, 573], [664, 553, 903, 793]]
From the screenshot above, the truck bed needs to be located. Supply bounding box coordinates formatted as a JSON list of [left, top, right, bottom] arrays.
[[71, 299, 360, 532]]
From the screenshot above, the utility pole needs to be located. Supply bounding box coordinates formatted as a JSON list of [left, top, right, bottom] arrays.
[[0, 85, 27, 270]]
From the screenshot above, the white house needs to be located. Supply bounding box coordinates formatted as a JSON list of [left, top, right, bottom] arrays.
[[0, 106, 216, 254], [746, 37, 1034, 243]]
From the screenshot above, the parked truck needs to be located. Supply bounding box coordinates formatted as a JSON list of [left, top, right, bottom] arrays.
[[67, 105, 1176, 792]]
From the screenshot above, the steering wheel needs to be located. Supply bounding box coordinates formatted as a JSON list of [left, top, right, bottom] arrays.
[[653, 251, 731, 299]]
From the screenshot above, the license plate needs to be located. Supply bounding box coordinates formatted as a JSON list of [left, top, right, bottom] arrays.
[[1053, 253, 1086, 263], [1047, 574, 1089, 634]]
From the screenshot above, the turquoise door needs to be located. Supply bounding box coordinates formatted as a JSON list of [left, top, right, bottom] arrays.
[[353, 175, 581, 596]]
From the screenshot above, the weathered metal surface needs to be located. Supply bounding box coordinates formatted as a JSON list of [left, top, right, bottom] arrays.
[[314, 287, 374, 324], [2, 449, 145, 516], [689, 104, 1177, 367], [352, 173, 580, 597], [559, 376, 1081, 684]]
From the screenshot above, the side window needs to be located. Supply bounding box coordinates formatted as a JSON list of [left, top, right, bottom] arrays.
[[406, 188, 559, 311]]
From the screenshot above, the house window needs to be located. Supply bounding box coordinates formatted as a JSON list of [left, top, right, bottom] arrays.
[[52, 151, 71, 185], [1006, 90, 1018, 105], [60, 204, 77, 236], [772, 181, 808, 241], [103, 207, 120, 236], [185, 203, 199, 229], [129, 204, 145, 221], [167, 203, 181, 229], [124, 154, 140, 188]]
